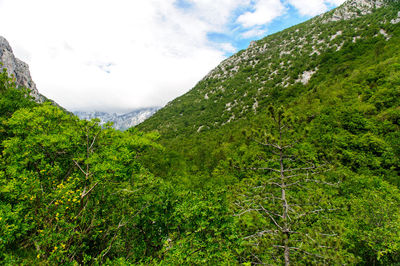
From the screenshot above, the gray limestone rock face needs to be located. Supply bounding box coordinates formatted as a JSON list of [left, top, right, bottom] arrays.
[[321, 0, 397, 23], [0, 36, 45, 102], [391, 11, 400, 24]]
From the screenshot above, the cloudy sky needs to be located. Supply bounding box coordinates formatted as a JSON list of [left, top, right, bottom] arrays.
[[0, 0, 345, 113]]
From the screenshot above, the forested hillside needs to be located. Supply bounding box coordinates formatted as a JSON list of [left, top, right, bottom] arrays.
[[1, 0, 400, 265], [138, 0, 400, 179], [139, 1, 399, 138]]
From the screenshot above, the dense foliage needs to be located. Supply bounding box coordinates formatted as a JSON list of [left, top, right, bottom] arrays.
[[1, 1, 400, 265], [0, 69, 239, 264], [137, 2, 400, 265]]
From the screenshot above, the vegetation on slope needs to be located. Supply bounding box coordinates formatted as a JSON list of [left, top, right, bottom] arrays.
[[1, 1, 400, 265], [136, 1, 400, 264], [138, 2, 400, 138]]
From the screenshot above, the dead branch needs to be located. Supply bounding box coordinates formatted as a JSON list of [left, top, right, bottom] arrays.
[[296, 208, 338, 220], [234, 208, 262, 217], [81, 182, 99, 198], [243, 230, 279, 240], [89, 130, 102, 151], [246, 166, 281, 173], [290, 247, 326, 260], [254, 140, 281, 150], [73, 159, 87, 176], [283, 165, 318, 173], [260, 205, 283, 231]]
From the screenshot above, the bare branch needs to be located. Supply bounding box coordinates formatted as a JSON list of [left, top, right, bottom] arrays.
[[283, 165, 317, 173], [296, 208, 338, 219], [254, 140, 281, 150], [89, 130, 101, 151], [319, 233, 338, 237], [73, 160, 87, 176], [81, 182, 99, 198], [286, 178, 338, 187], [250, 253, 264, 265], [303, 179, 339, 186], [246, 166, 281, 173], [281, 142, 297, 149], [263, 194, 282, 201], [101, 218, 126, 263], [285, 181, 302, 187], [46, 198, 57, 209], [285, 173, 311, 179], [260, 205, 283, 231], [268, 182, 283, 188], [100, 203, 149, 263], [234, 208, 262, 217], [243, 230, 279, 240]]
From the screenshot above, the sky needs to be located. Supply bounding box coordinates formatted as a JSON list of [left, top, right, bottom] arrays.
[[0, 0, 345, 113]]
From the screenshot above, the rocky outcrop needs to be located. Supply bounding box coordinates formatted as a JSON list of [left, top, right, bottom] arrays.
[[320, 0, 399, 23], [391, 11, 400, 24], [0, 36, 45, 102]]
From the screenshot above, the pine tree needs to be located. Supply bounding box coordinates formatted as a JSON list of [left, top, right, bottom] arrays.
[[235, 106, 346, 265]]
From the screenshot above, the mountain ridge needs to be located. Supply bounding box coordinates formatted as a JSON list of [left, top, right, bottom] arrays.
[[75, 107, 159, 131]]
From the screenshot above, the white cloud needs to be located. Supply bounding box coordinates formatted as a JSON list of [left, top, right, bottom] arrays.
[[326, 0, 346, 5], [183, 0, 249, 28], [217, 43, 238, 53], [288, 0, 327, 16], [0, 0, 344, 112], [237, 0, 286, 27], [287, 0, 346, 16], [241, 27, 268, 38], [0, 0, 240, 112]]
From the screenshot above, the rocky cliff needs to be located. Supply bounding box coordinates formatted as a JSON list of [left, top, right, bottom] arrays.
[[0, 36, 46, 102]]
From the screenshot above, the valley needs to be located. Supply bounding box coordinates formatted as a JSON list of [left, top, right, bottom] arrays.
[[0, 0, 399, 264]]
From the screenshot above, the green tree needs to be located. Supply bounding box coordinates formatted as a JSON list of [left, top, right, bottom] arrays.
[[0, 104, 165, 264], [235, 107, 351, 265], [159, 189, 239, 265], [0, 68, 37, 146]]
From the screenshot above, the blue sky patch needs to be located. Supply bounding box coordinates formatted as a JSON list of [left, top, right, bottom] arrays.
[[174, 0, 194, 10], [205, 2, 339, 56]]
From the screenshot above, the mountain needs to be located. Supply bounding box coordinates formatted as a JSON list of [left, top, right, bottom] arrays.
[[137, 0, 400, 176], [0, 36, 47, 103], [74, 107, 159, 131], [138, 0, 400, 138], [1, 1, 400, 264]]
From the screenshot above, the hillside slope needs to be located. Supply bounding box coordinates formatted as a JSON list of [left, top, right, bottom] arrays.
[[136, 0, 400, 180], [138, 0, 400, 138], [1, 1, 400, 264]]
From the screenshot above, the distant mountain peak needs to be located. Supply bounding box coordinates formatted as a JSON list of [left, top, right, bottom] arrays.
[[74, 107, 160, 131]]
